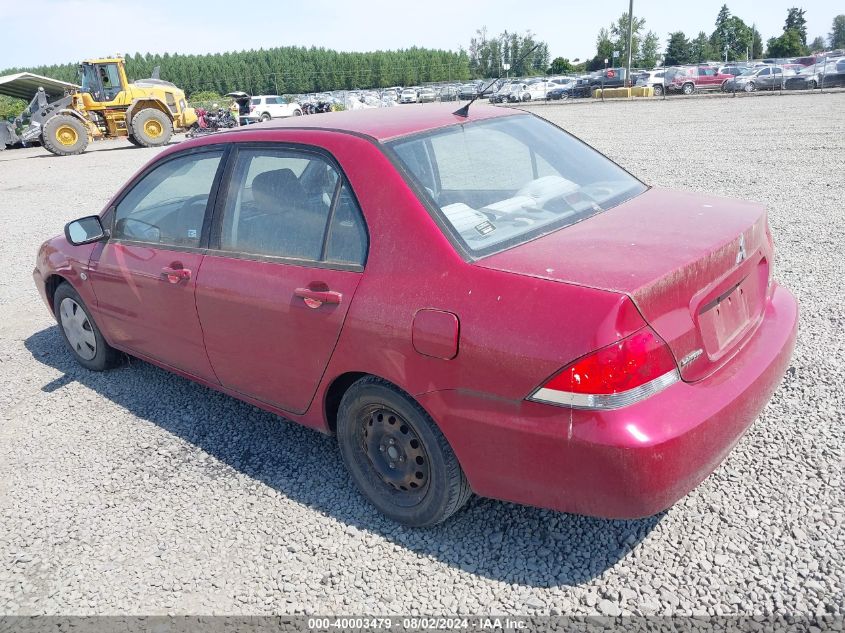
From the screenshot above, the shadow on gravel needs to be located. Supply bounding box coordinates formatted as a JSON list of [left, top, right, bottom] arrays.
[[25, 325, 662, 588]]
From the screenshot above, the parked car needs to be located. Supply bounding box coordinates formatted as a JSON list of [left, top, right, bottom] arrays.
[[399, 88, 418, 104], [635, 70, 666, 95], [418, 87, 436, 103], [546, 79, 576, 99], [37, 104, 797, 527], [666, 66, 734, 94], [489, 82, 514, 103], [246, 95, 302, 121], [727, 65, 795, 92], [438, 86, 459, 102], [784, 58, 845, 90], [458, 83, 479, 100], [506, 83, 531, 102]]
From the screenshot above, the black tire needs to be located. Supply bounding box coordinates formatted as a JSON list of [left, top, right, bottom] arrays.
[[261, 113, 271, 122], [653, 84, 664, 96], [42, 115, 89, 156], [337, 377, 472, 527], [682, 82, 695, 95], [744, 82, 756, 93], [807, 79, 817, 90], [293, 109, 302, 116], [127, 134, 142, 147], [53, 283, 122, 371], [130, 108, 173, 147]]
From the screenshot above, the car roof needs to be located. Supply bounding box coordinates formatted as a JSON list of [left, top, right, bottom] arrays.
[[221, 103, 521, 142]]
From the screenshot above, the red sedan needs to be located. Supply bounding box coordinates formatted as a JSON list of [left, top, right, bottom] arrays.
[[34, 104, 797, 526]]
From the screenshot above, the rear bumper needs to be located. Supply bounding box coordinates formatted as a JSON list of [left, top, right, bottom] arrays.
[[417, 284, 798, 518]]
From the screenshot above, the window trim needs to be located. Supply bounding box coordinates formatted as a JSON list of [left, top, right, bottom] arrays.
[[106, 144, 230, 251], [206, 141, 369, 271]]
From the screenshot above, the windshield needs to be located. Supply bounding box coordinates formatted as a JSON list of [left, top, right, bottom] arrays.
[[388, 115, 646, 257]]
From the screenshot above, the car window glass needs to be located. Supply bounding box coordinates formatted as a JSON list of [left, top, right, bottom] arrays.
[[425, 125, 534, 191], [325, 183, 367, 266], [219, 149, 338, 262], [113, 151, 223, 247], [760, 68, 770, 75], [389, 115, 646, 256]]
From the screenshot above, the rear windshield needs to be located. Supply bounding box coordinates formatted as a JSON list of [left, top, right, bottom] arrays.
[[387, 114, 646, 257]]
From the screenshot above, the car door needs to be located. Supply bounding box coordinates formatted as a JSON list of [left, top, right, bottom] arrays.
[[88, 147, 226, 381], [756, 67, 770, 88], [195, 144, 369, 414]]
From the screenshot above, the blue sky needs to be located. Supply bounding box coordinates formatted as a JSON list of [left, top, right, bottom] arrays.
[[0, 0, 841, 69]]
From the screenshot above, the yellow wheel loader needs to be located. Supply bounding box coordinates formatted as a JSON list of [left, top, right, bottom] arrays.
[[20, 57, 197, 156]]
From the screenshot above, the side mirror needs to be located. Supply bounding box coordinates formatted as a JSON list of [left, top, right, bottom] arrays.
[[65, 215, 106, 246]]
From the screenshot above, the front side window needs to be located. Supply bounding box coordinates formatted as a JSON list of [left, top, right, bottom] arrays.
[[217, 148, 367, 265], [113, 151, 223, 247], [388, 115, 646, 257]]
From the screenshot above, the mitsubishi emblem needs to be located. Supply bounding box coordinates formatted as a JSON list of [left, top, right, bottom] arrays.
[[736, 234, 747, 264]]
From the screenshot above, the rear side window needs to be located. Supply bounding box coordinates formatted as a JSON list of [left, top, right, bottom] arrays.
[[216, 148, 367, 266], [113, 150, 223, 247]]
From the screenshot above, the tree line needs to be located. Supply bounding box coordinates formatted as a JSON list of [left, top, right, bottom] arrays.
[[0, 46, 473, 100]]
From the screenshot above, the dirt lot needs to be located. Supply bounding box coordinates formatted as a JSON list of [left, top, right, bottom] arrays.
[[0, 93, 843, 616]]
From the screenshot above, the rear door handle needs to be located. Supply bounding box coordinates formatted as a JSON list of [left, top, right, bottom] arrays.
[[161, 266, 191, 283], [294, 287, 342, 308]]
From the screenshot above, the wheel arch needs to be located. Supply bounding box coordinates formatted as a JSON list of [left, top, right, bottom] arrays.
[[127, 98, 173, 122], [323, 371, 370, 433], [44, 273, 72, 315]]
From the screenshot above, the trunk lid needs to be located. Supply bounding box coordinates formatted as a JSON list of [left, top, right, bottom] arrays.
[[477, 187, 773, 381]]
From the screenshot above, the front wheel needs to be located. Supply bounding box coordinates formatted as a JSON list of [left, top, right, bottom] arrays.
[[337, 377, 472, 527], [682, 82, 695, 95], [744, 82, 756, 93], [54, 283, 122, 371], [42, 115, 89, 156], [261, 113, 271, 122], [807, 80, 817, 90], [653, 84, 664, 96]]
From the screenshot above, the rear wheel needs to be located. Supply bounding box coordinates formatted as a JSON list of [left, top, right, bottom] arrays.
[[337, 377, 472, 527], [130, 108, 173, 147], [807, 79, 817, 90], [53, 283, 122, 371], [261, 113, 271, 121], [127, 134, 142, 146], [42, 115, 89, 156], [653, 84, 664, 96], [682, 82, 695, 95]]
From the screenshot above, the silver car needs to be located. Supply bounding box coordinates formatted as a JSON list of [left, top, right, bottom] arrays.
[[728, 66, 795, 92]]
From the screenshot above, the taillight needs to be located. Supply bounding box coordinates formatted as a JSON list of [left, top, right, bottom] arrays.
[[528, 327, 679, 410]]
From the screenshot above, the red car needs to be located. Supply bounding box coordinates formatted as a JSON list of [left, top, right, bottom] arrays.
[[34, 105, 797, 527], [667, 66, 735, 94]]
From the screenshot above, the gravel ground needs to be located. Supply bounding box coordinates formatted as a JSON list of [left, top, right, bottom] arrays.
[[0, 93, 843, 617]]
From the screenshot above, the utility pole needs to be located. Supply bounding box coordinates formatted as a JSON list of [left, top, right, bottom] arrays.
[[626, 0, 634, 87]]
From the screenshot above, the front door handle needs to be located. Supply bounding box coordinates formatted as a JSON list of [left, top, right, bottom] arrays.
[[294, 287, 342, 308], [161, 266, 191, 283]]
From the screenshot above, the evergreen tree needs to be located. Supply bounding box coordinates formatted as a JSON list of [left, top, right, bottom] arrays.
[[664, 32, 691, 66], [784, 7, 808, 45], [829, 15, 845, 49]]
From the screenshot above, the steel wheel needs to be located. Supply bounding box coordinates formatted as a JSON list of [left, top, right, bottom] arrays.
[[361, 406, 430, 504], [55, 124, 79, 147], [143, 118, 163, 139], [59, 297, 96, 360], [337, 377, 472, 526]]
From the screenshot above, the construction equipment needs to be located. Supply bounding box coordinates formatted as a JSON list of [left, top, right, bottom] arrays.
[[3, 57, 197, 156]]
